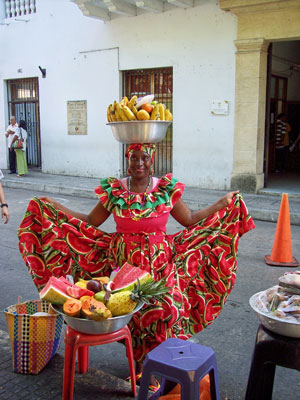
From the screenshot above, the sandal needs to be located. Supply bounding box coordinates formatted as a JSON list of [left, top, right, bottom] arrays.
[[126, 372, 160, 392]]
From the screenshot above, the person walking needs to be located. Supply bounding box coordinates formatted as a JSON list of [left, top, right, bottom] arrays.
[[0, 169, 9, 224], [5, 116, 18, 174], [10, 120, 28, 177]]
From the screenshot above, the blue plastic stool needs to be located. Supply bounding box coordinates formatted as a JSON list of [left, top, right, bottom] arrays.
[[137, 338, 220, 400]]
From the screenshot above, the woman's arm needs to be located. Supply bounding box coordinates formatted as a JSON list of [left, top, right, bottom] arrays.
[[0, 183, 10, 224], [39, 197, 110, 227], [170, 191, 239, 227], [10, 134, 18, 149]]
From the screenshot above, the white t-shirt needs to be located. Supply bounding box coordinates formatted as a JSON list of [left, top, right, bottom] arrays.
[[15, 127, 27, 152], [6, 123, 18, 148], [0, 169, 3, 180]]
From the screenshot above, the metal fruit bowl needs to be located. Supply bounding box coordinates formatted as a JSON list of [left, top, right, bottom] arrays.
[[107, 121, 172, 144], [249, 292, 300, 338], [51, 302, 144, 334]]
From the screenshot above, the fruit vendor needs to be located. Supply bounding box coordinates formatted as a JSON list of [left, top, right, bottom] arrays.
[[18, 142, 255, 382]]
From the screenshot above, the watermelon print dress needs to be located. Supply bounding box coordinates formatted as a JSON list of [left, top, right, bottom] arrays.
[[18, 173, 255, 362]]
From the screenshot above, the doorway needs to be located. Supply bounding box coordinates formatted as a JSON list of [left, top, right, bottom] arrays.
[[264, 40, 300, 193], [7, 77, 41, 167]]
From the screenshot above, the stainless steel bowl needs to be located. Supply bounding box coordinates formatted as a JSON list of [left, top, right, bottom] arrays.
[[107, 121, 172, 144], [51, 302, 144, 335], [249, 292, 300, 338]]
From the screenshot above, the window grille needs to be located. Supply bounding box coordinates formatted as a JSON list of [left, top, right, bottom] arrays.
[[122, 67, 173, 177]]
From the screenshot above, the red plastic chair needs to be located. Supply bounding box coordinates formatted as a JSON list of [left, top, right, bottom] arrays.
[[63, 325, 136, 400]]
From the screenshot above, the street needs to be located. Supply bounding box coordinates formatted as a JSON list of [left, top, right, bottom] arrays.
[[1, 186, 300, 399]]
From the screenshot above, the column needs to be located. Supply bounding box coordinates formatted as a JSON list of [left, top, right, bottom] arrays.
[[231, 38, 270, 193]]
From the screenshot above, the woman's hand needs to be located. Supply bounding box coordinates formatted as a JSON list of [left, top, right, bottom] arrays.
[[217, 191, 239, 209], [39, 196, 58, 207], [1, 206, 10, 224]]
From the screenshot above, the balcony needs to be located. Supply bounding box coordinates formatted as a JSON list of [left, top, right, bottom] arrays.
[[4, 0, 36, 19], [71, 0, 197, 21]]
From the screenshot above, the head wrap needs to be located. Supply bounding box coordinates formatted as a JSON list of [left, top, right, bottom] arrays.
[[125, 143, 156, 163]]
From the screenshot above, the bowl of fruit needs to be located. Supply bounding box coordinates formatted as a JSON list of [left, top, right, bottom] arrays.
[[41, 263, 170, 335], [106, 95, 172, 144]]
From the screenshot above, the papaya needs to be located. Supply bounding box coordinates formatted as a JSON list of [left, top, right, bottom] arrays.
[[81, 297, 112, 321], [79, 295, 93, 303], [93, 276, 110, 284], [63, 298, 82, 317]]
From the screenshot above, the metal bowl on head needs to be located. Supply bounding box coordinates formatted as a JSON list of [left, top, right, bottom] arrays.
[[107, 121, 172, 144], [51, 302, 144, 335], [249, 291, 300, 338]]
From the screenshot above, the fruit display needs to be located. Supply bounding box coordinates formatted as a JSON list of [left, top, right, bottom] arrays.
[[107, 94, 173, 123], [42, 262, 170, 323]]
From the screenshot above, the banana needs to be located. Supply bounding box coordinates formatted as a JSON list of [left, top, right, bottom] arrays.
[[150, 104, 160, 120], [158, 103, 165, 121], [107, 104, 112, 122], [115, 102, 129, 121], [119, 96, 129, 107], [128, 95, 137, 108], [110, 104, 117, 122], [165, 109, 173, 121], [122, 105, 136, 121]]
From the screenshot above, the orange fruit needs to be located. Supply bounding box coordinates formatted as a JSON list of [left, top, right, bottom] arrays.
[[137, 109, 150, 120], [141, 103, 154, 114]]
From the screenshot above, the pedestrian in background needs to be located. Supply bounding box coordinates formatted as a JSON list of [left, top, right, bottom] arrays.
[[275, 113, 287, 173], [10, 120, 28, 177], [5, 115, 17, 174], [0, 169, 9, 224]]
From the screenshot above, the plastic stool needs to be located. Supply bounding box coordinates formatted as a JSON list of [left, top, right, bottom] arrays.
[[63, 325, 136, 400], [245, 324, 300, 400], [137, 338, 220, 400]]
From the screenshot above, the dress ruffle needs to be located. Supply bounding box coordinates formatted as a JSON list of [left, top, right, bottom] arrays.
[[95, 173, 185, 219]]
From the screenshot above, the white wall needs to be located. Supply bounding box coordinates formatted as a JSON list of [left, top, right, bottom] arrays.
[[0, 0, 237, 189]]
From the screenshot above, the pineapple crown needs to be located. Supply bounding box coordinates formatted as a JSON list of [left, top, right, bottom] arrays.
[[130, 277, 170, 304]]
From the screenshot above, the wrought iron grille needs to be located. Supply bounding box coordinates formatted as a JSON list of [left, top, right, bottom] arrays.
[[122, 67, 173, 177], [7, 78, 41, 167]]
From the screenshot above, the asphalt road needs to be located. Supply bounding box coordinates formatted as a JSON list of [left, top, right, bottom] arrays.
[[1, 186, 300, 399]]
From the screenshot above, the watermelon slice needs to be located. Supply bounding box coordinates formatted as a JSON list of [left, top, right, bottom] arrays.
[[40, 276, 93, 305], [111, 262, 153, 292]]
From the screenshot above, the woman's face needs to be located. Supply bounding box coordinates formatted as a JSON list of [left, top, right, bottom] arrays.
[[128, 150, 152, 178]]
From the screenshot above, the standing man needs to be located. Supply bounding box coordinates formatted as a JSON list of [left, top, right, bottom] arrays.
[[5, 115, 18, 174]]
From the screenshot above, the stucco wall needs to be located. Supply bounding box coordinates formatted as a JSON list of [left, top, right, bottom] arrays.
[[0, 0, 237, 188]]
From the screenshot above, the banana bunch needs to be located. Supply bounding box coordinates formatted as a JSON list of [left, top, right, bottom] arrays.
[[107, 95, 173, 122]]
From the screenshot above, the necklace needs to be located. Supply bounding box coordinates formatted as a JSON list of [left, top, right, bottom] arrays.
[[128, 176, 152, 207]]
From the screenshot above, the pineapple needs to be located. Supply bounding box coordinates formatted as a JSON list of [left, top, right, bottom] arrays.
[[106, 278, 170, 317]]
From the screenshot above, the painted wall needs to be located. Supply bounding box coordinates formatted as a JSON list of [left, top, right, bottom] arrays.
[[0, 0, 237, 189]]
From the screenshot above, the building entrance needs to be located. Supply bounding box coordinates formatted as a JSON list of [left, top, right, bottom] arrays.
[[7, 77, 41, 167]]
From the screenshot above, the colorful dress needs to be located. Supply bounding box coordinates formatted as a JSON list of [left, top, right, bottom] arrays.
[[18, 173, 255, 362]]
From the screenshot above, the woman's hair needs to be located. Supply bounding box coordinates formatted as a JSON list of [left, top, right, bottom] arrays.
[[19, 120, 27, 130]]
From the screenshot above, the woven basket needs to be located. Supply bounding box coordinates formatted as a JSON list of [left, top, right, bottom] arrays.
[[4, 299, 64, 374]]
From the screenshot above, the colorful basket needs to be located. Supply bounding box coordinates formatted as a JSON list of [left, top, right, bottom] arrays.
[[4, 299, 64, 374]]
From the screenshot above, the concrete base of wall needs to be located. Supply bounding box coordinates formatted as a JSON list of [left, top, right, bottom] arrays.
[[231, 172, 264, 193]]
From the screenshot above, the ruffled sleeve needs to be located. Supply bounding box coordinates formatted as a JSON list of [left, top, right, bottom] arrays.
[[95, 173, 185, 219]]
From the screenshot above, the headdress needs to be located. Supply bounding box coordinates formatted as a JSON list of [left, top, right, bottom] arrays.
[[125, 143, 156, 163]]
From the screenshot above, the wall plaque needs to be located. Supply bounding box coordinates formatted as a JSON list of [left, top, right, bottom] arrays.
[[67, 100, 87, 135]]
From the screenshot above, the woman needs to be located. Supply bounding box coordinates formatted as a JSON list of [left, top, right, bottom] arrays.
[[0, 169, 9, 224], [10, 120, 28, 177], [18, 143, 255, 375]]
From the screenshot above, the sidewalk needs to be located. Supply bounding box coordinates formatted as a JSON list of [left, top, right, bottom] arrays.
[[1, 168, 300, 225]]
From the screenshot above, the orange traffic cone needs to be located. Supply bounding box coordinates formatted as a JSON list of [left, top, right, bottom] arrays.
[[265, 193, 299, 267]]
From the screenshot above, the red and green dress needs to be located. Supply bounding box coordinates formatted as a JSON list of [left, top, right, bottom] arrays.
[[18, 173, 255, 362]]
